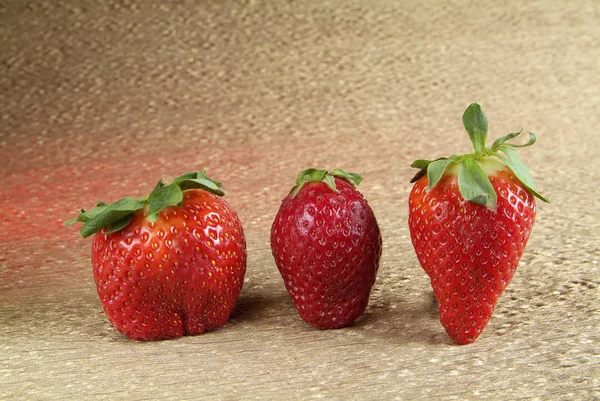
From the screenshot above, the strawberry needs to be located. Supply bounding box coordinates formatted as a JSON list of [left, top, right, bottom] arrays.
[[271, 169, 382, 329], [408, 104, 550, 344], [66, 171, 246, 340]]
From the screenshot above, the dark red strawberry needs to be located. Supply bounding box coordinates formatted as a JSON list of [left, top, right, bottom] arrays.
[[271, 168, 382, 329], [66, 171, 246, 340], [408, 103, 549, 344]]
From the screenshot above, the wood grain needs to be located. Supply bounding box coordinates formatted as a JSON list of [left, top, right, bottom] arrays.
[[1, 0, 599, 399]]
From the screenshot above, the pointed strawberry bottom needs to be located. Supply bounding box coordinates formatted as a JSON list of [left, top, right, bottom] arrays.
[[435, 290, 496, 345]]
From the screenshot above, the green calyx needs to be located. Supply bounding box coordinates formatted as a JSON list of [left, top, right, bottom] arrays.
[[290, 168, 363, 197], [410, 103, 550, 211], [65, 170, 224, 238]]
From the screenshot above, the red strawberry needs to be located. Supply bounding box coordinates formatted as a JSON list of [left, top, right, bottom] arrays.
[[271, 168, 382, 329], [408, 104, 549, 344], [66, 171, 246, 340]]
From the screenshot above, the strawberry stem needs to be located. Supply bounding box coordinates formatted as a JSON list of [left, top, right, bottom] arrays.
[[290, 168, 363, 197], [462, 103, 489, 156], [410, 103, 550, 210], [65, 170, 224, 238]]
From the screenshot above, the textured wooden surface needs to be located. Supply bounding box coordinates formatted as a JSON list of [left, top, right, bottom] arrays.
[[1, 1, 599, 399]]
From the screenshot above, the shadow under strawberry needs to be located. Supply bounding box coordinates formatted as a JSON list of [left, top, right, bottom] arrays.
[[227, 290, 297, 328], [346, 290, 451, 346]]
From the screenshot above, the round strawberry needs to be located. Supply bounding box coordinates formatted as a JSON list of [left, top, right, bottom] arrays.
[[408, 104, 550, 345], [271, 168, 382, 329], [66, 171, 246, 340]]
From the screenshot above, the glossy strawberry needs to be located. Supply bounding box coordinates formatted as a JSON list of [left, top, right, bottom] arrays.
[[271, 169, 382, 329], [408, 104, 549, 344], [66, 171, 246, 340]]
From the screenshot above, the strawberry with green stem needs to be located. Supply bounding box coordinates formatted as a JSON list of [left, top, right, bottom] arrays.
[[408, 104, 549, 344], [271, 168, 382, 329], [66, 171, 246, 340]]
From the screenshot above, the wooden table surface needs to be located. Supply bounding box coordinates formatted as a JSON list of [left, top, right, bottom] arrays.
[[1, 1, 599, 399]]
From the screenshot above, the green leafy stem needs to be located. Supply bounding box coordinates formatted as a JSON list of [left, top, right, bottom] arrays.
[[410, 103, 550, 211], [290, 168, 363, 197], [65, 171, 224, 238]]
